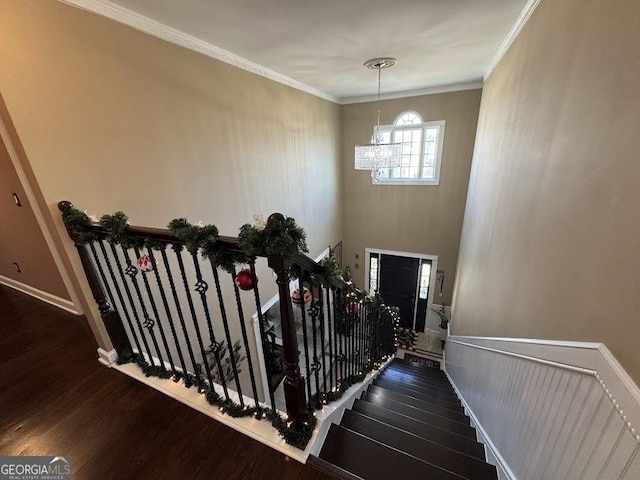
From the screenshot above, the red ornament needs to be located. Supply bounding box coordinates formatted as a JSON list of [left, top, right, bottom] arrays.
[[136, 255, 154, 272], [292, 287, 312, 306], [236, 268, 255, 291]]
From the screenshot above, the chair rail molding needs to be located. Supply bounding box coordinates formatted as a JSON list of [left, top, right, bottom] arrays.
[[445, 331, 640, 480]]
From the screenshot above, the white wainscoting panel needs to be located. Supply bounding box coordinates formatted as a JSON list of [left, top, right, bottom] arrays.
[[445, 335, 640, 480]]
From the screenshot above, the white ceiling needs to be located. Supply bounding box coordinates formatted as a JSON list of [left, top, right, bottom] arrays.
[[101, 0, 529, 101]]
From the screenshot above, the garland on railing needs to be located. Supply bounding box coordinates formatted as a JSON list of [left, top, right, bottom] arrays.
[[61, 206, 100, 244], [291, 256, 342, 287], [60, 204, 309, 273], [100, 212, 143, 249], [238, 214, 308, 257], [167, 218, 249, 272]]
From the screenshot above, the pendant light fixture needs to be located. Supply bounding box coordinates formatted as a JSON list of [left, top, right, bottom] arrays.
[[354, 57, 402, 177]]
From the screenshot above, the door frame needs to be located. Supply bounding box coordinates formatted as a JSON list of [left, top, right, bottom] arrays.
[[364, 248, 438, 331]]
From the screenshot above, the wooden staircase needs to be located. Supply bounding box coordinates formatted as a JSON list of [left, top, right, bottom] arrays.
[[308, 358, 497, 480]]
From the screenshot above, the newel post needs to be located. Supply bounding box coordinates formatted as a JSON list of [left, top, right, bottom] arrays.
[[268, 253, 308, 424], [58, 201, 132, 360]]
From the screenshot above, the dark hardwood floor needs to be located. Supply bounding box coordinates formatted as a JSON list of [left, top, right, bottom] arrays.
[[0, 286, 329, 480]]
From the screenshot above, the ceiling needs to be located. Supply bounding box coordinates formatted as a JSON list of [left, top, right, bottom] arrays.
[[103, 0, 528, 102]]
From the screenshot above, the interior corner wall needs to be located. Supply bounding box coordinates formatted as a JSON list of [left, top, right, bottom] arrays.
[[340, 90, 482, 304], [0, 0, 342, 343], [452, 0, 640, 381]]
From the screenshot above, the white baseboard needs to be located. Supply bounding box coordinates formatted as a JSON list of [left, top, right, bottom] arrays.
[[97, 348, 118, 366], [445, 369, 516, 480], [0, 275, 81, 315]]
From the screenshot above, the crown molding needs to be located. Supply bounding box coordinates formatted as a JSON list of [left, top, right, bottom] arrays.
[[340, 81, 484, 105], [58, 0, 339, 103], [484, 0, 542, 80]]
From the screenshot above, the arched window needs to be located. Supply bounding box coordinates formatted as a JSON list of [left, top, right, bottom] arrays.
[[374, 111, 445, 185]]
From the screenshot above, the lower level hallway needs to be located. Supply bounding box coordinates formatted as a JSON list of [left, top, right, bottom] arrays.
[[0, 286, 329, 480]]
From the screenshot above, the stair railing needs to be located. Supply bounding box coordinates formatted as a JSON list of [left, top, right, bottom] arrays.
[[59, 201, 398, 447]]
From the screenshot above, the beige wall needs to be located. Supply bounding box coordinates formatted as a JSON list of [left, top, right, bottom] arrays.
[[0, 0, 342, 349], [453, 0, 640, 381], [0, 136, 70, 299], [341, 90, 482, 304]]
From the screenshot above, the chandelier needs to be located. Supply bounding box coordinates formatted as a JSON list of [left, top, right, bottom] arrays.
[[354, 57, 402, 177]]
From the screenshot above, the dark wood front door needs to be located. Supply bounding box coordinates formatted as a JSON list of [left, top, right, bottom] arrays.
[[378, 254, 420, 329]]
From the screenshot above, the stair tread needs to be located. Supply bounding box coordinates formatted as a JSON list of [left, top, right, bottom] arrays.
[[307, 455, 363, 480], [361, 392, 476, 438], [387, 364, 448, 381], [352, 399, 485, 460], [373, 379, 463, 410], [378, 372, 458, 397], [384, 368, 450, 384], [317, 424, 466, 480], [382, 368, 453, 387], [391, 359, 446, 373], [367, 385, 470, 424], [393, 358, 444, 370], [341, 410, 497, 480]]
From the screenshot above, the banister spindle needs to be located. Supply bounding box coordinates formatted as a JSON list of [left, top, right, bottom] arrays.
[[58, 201, 132, 359]]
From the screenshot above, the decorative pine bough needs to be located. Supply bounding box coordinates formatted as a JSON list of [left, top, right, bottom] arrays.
[[62, 204, 399, 450]]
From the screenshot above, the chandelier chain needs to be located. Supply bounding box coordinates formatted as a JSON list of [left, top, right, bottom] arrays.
[[377, 66, 382, 130]]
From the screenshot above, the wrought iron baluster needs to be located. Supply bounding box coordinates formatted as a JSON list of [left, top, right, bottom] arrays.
[[335, 288, 344, 382], [109, 242, 154, 364], [160, 247, 200, 388], [147, 245, 187, 381], [297, 272, 313, 409], [349, 296, 357, 376], [174, 246, 212, 392], [309, 297, 322, 410], [248, 259, 277, 412], [121, 246, 165, 368], [209, 264, 243, 402], [317, 285, 328, 397], [324, 286, 334, 392], [96, 240, 142, 355], [191, 254, 229, 401], [230, 266, 261, 408], [134, 245, 177, 377]]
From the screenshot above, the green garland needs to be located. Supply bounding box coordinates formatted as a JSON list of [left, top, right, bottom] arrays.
[[60, 205, 100, 244], [167, 218, 249, 272], [100, 212, 143, 249], [167, 218, 219, 254], [291, 256, 342, 287], [238, 214, 308, 257]]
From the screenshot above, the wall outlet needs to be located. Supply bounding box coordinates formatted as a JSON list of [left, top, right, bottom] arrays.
[[13, 262, 21, 273]]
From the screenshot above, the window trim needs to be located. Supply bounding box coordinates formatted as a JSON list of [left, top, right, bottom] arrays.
[[373, 118, 446, 186]]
